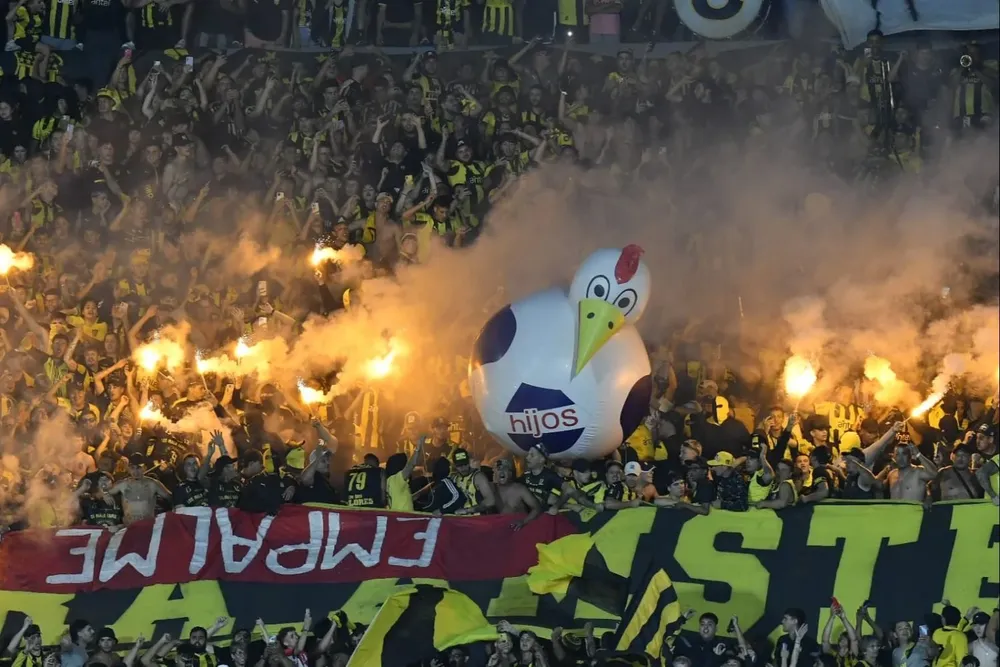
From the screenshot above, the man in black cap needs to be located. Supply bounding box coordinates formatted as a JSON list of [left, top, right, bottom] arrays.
[[91, 628, 120, 666], [208, 454, 242, 508], [450, 448, 498, 515], [7, 617, 43, 667]]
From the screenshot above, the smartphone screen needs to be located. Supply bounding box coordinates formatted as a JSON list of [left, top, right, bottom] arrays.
[[918, 625, 928, 638]]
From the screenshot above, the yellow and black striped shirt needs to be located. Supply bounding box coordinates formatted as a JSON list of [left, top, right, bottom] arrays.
[[140, 3, 173, 28], [481, 0, 513, 36], [14, 6, 44, 41], [46, 0, 77, 40], [953, 74, 996, 119]]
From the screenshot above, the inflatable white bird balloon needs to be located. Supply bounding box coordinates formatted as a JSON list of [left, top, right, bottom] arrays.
[[469, 245, 653, 460]]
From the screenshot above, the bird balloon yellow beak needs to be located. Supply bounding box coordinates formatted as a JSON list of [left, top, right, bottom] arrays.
[[575, 298, 625, 374]]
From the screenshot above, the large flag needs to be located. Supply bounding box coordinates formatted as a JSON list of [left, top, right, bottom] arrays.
[[612, 567, 683, 660], [526, 532, 628, 614], [346, 585, 498, 667]]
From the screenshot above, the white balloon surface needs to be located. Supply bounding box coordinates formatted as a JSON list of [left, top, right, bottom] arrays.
[[468, 247, 654, 460]]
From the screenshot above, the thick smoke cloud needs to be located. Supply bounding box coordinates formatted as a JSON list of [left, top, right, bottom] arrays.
[[185, 129, 999, 418]]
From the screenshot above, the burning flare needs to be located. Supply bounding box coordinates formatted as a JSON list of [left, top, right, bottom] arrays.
[[310, 244, 364, 267], [910, 392, 944, 418], [864, 356, 897, 386], [366, 348, 398, 380], [0, 245, 34, 276], [235, 338, 251, 359], [311, 246, 341, 266], [863, 355, 917, 405], [298, 380, 328, 405], [133, 335, 186, 373], [783, 355, 817, 399], [139, 401, 165, 423]]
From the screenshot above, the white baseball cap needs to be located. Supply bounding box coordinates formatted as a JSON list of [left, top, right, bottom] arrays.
[[624, 461, 642, 477]]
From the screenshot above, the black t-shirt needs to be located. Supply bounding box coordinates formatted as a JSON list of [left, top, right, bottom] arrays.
[[173, 480, 209, 507], [673, 634, 736, 667], [296, 472, 341, 505], [344, 465, 384, 508], [245, 0, 291, 42], [81, 0, 126, 30], [239, 472, 284, 515], [690, 479, 717, 505], [773, 634, 821, 664], [209, 478, 242, 508], [0, 117, 29, 154], [518, 468, 563, 506], [83, 496, 123, 527]]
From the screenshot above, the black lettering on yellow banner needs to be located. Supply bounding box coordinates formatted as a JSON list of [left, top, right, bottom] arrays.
[[673, 510, 782, 630], [942, 503, 1000, 610], [807, 504, 922, 627]]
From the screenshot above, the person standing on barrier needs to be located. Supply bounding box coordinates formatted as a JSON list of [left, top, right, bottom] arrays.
[[239, 0, 292, 47], [77, 0, 126, 89]]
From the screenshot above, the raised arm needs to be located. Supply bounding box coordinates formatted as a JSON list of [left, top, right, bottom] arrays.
[[3, 617, 33, 657]]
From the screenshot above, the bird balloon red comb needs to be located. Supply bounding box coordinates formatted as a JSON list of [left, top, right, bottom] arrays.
[[615, 244, 644, 284]]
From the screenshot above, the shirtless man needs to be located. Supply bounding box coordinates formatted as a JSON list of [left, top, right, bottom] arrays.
[[493, 459, 541, 531], [881, 442, 937, 501], [109, 454, 172, 524], [935, 444, 984, 500]]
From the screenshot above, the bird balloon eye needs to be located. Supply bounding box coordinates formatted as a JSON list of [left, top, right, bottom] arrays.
[[586, 275, 611, 301], [614, 289, 638, 316]]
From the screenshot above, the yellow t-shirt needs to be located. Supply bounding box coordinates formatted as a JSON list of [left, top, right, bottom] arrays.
[[66, 316, 108, 342], [386, 471, 413, 512]]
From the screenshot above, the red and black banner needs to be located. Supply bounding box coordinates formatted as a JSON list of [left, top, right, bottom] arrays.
[[0, 502, 995, 647]]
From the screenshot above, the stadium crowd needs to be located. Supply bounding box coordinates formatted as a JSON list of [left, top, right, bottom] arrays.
[[1, 597, 998, 666], [0, 20, 997, 528]]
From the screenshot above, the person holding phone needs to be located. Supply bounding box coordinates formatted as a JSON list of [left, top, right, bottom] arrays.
[[889, 621, 931, 667], [823, 600, 860, 667]]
